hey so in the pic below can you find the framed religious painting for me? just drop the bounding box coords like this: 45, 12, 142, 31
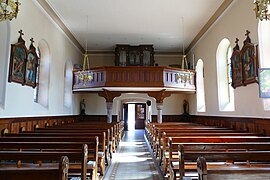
240, 30, 258, 86
25, 38, 38, 88
231, 38, 243, 88
258, 68, 270, 98
8, 30, 27, 85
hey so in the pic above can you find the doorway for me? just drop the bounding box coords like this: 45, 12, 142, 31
123, 103, 146, 131
128, 104, 135, 131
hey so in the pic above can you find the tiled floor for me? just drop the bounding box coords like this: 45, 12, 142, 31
104, 130, 163, 180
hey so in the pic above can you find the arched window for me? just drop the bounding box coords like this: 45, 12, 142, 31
36, 40, 50, 108
0, 21, 10, 109
216, 38, 235, 111
33, 47, 40, 102
196, 59, 206, 112
64, 60, 73, 110
258, 21, 270, 110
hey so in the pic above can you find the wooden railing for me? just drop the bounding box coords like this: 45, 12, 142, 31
73, 66, 195, 92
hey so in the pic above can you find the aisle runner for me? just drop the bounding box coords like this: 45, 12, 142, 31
104, 130, 162, 180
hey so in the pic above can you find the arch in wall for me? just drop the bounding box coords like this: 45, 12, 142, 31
114, 93, 156, 120
216, 38, 235, 111
114, 94, 155, 130
64, 59, 73, 111
37, 39, 50, 108
258, 20, 270, 110
0, 21, 10, 109
196, 59, 206, 112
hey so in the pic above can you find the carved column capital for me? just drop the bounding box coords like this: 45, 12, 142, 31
156, 103, 164, 110
148, 89, 171, 103
98, 89, 122, 102
156, 102, 163, 124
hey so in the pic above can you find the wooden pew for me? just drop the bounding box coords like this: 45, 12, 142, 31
159, 133, 267, 168
34, 127, 118, 152
5, 131, 111, 166
151, 128, 246, 148
155, 130, 256, 160
0, 141, 98, 180
168, 141, 270, 180
146, 121, 270, 180
0, 142, 90, 180
0, 156, 69, 180
44, 120, 124, 149
0, 136, 102, 177
197, 156, 270, 180
163, 136, 270, 177
145, 122, 203, 142
148, 125, 231, 150
56, 121, 124, 142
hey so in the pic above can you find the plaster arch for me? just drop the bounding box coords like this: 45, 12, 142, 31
113, 93, 156, 122
0, 21, 10, 109
37, 39, 51, 108
64, 59, 73, 111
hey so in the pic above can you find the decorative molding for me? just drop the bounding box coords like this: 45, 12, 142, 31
186, 0, 234, 54
86, 50, 184, 56
36, 0, 84, 54
86, 50, 114, 55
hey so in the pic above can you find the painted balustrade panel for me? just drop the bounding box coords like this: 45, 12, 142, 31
73, 69, 106, 89
163, 69, 195, 90
73, 66, 195, 91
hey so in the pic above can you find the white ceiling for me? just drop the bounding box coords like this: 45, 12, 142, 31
47, 0, 224, 52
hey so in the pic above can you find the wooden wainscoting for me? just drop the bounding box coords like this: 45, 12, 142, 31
191, 115, 270, 136
75, 115, 118, 123
150, 115, 270, 136
0, 115, 80, 136
151, 115, 191, 122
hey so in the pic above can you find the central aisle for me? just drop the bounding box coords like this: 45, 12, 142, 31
104, 130, 163, 180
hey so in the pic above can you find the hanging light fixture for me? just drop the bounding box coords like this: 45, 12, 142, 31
181, 17, 188, 70
0, 0, 20, 22
175, 17, 193, 86
78, 15, 93, 85
254, 0, 270, 21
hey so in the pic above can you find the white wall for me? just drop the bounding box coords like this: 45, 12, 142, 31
83, 94, 106, 115
83, 92, 187, 116
0, 0, 82, 117
88, 54, 115, 68
155, 54, 182, 66
88, 53, 182, 68
163, 94, 187, 115
188, 0, 270, 118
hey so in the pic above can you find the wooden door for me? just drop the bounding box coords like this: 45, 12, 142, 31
123, 104, 128, 131
135, 103, 146, 129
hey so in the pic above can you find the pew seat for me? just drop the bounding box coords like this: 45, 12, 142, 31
0, 142, 97, 180
197, 156, 270, 180
0, 156, 69, 180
